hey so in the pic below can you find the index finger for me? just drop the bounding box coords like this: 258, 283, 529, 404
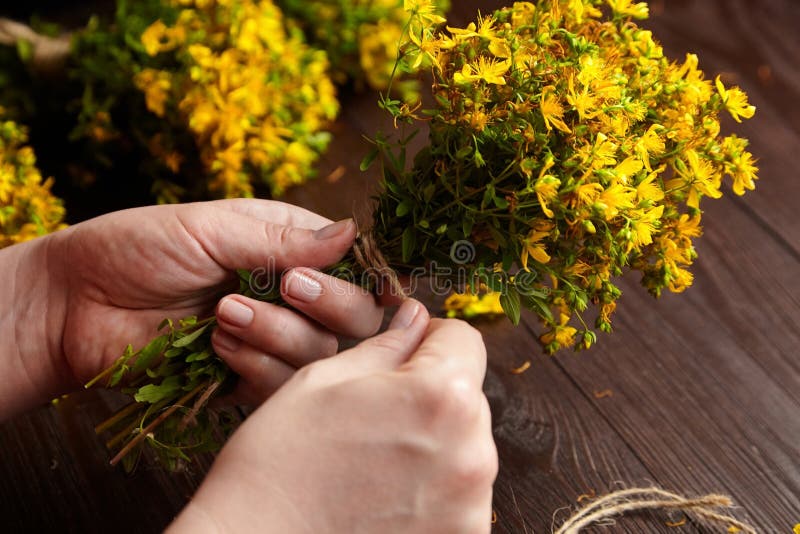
400, 318, 487, 388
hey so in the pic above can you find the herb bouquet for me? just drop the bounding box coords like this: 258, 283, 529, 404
90, 0, 758, 468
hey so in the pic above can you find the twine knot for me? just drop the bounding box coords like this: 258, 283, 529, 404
353, 231, 408, 300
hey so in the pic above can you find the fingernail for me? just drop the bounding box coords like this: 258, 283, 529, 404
213, 329, 241, 352
218, 298, 254, 327
284, 269, 323, 302
313, 218, 354, 240
389, 299, 421, 330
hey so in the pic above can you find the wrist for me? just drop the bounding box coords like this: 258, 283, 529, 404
167, 500, 224, 534
169, 459, 304, 534
0, 232, 71, 419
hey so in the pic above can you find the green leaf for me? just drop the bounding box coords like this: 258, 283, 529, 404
462, 217, 474, 238
108, 365, 128, 388
396, 200, 411, 217
422, 183, 436, 202
401, 227, 416, 263
360, 147, 378, 171
186, 349, 212, 363
500, 288, 521, 326
16, 39, 33, 63
164, 347, 184, 358
493, 195, 510, 209
173, 324, 210, 348
455, 145, 472, 159
134, 376, 182, 404
522, 294, 554, 322
179, 316, 198, 328
132, 335, 169, 373
474, 148, 486, 167
482, 185, 495, 209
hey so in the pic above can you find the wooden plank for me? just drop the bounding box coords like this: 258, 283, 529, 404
643, 0, 800, 254
482, 319, 667, 533
540, 193, 800, 530
0, 390, 209, 533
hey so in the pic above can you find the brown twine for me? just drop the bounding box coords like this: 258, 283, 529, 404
0, 18, 71, 74
553, 487, 757, 533
178, 380, 221, 432
353, 231, 408, 300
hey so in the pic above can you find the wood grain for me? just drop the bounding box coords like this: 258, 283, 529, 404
1, 1, 798, 533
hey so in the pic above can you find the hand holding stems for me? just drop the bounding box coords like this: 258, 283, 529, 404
0, 198, 498, 531
170, 307, 498, 534
0, 199, 388, 419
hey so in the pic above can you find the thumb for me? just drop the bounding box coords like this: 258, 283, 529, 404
314, 299, 430, 386
182, 206, 357, 271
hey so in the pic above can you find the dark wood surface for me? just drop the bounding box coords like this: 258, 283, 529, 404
1, 1, 798, 532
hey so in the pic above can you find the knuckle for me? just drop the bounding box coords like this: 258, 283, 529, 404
291, 360, 325, 388
319, 332, 339, 358
364, 331, 407, 354
449, 440, 498, 487
265, 222, 295, 250
266, 308, 290, 338
412, 372, 480, 425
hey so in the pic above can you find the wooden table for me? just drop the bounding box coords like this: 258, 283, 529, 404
1, 1, 798, 532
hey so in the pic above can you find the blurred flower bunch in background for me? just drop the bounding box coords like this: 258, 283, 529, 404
134, 0, 339, 198
74, 0, 339, 201
0, 111, 65, 247
278, 0, 449, 100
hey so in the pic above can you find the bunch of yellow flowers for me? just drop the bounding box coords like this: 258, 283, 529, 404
136, 0, 339, 198
374, 0, 758, 352
277, 0, 449, 97
0, 113, 66, 248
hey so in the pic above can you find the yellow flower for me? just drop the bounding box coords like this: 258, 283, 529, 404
134, 69, 171, 117
521, 222, 553, 269
533, 156, 560, 218
634, 125, 665, 171
635, 169, 665, 204
606, 0, 649, 19
715, 76, 756, 123
541, 313, 578, 349
404, 0, 446, 25
597, 182, 636, 220
730, 150, 758, 196
668, 149, 722, 209
141, 20, 168, 56
540, 86, 571, 133
629, 205, 665, 248
566, 74, 598, 120
453, 56, 510, 85
444, 291, 504, 318
614, 156, 643, 184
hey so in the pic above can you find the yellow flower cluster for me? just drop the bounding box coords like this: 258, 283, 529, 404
380, 0, 758, 351
136, 0, 339, 198
0, 114, 66, 248
278, 0, 448, 97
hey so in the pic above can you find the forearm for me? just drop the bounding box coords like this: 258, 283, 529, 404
0, 234, 70, 420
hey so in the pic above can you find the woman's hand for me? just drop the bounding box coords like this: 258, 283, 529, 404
0, 199, 388, 418
170, 303, 498, 534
